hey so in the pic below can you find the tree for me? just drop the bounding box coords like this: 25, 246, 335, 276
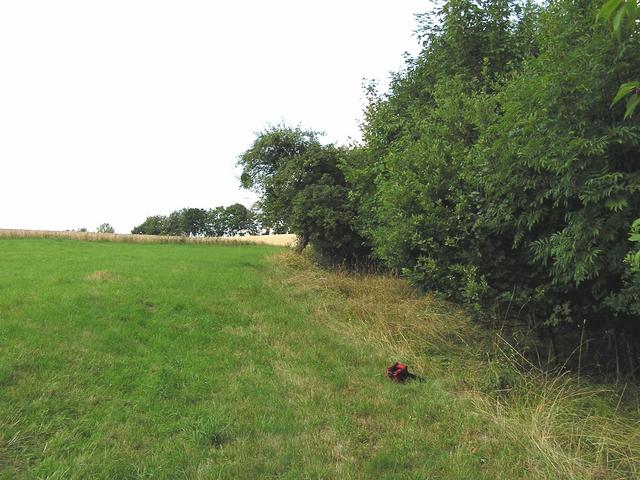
238, 126, 368, 260
223, 203, 256, 236
96, 223, 115, 234
250, 203, 266, 234
180, 208, 207, 237
132, 215, 167, 235
164, 210, 185, 236
204, 207, 227, 237
238, 126, 318, 233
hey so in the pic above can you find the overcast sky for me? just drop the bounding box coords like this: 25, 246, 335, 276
0, 1, 427, 233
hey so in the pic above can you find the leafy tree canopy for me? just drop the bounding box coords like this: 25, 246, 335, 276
238, 126, 369, 260
96, 223, 115, 234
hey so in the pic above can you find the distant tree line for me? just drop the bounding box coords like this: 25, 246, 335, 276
238, 0, 640, 373
131, 204, 259, 237
70, 224, 114, 233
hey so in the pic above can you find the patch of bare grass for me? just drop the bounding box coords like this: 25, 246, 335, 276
86, 270, 118, 282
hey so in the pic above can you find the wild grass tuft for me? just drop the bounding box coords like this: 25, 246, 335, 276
273, 250, 640, 479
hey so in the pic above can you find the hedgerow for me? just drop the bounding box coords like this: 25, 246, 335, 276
240, 0, 640, 370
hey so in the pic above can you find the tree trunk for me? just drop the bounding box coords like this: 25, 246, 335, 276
295, 233, 309, 253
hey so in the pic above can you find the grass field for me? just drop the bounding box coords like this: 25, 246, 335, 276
1, 239, 639, 479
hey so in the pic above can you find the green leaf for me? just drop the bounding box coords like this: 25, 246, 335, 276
605, 198, 629, 211
624, 93, 640, 119
598, 0, 624, 20
612, 6, 626, 37
611, 81, 640, 106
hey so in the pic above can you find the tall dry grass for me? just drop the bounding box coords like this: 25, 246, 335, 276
272, 250, 640, 479
0, 229, 296, 247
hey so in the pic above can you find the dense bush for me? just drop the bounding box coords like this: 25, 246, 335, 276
344, 0, 542, 304
349, 0, 638, 356
239, 0, 640, 368
476, 0, 640, 334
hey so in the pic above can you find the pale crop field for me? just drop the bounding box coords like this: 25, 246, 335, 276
0, 229, 296, 247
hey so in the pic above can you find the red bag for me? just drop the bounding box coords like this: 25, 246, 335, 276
386, 362, 411, 382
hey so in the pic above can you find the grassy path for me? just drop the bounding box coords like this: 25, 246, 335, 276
1, 240, 637, 479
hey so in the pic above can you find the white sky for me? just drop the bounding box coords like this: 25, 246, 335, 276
0, 1, 427, 233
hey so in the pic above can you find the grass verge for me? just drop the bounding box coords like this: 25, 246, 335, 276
273, 251, 640, 479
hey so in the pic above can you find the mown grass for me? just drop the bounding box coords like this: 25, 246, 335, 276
1, 239, 638, 479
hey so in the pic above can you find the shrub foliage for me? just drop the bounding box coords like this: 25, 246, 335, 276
239, 0, 640, 368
